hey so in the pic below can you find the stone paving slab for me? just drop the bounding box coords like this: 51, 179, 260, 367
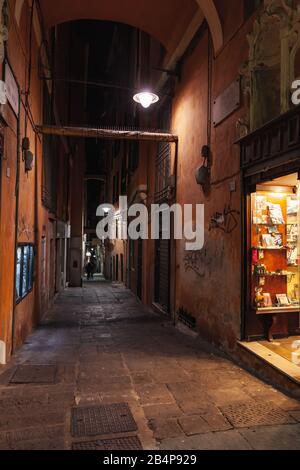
136, 384, 175, 405
159, 430, 253, 450
239, 424, 300, 450
0, 425, 64, 446
0, 410, 66, 432
178, 409, 232, 436
148, 418, 184, 440
0, 281, 299, 450
289, 410, 300, 422
143, 404, 183, 420
1, 438, 65, 450
206, 387, 255, 407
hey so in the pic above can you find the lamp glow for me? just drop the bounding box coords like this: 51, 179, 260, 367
133, 91, 159, 109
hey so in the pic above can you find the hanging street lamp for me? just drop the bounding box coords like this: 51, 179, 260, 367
133, 91, 159, 109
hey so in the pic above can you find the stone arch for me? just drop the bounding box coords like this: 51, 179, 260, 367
196, 0, 223, 54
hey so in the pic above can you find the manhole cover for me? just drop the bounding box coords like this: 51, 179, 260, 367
10, 365, 57, 384
72, 436, 142, 450
220, 402, 295, 428
71, 403, 138, 437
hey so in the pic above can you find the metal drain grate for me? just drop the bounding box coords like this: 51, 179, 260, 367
71, 403, 138, 438
220, 402, 295, 428
72, 436, 142, 450
10, 365, 57, 384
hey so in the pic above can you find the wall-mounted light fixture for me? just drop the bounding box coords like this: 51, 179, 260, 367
133, 91, 159, 109
152, 66, 180, 78
195, 145, 210, 188
22, 137, 34, 172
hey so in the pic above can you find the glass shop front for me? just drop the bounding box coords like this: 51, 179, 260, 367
245, 172, 300, 366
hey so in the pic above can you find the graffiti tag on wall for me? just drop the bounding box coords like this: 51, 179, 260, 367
184, 237, 226, 278
209, 204, 240, 234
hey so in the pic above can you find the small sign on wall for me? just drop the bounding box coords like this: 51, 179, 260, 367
213, 78, 241, 127
4, 61, 19, 117
0, 340, 6, 365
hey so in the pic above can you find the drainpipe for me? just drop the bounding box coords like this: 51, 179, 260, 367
11, 91, 21, 354
173, 140, 179, 327
11, 0, 35, 353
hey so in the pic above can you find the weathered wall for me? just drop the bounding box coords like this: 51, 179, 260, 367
170, 0, 258, 351
0, 1, 41, 354
0, 1, 71, 357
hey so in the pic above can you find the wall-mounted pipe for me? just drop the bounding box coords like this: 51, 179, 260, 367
11, 91, 21, 354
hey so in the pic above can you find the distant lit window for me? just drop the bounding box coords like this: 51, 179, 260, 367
16, 244, 35, 302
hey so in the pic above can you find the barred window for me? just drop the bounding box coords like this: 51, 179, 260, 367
155, 102, 172, 202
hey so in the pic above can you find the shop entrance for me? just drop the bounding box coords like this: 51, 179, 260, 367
244, 172, 300, 366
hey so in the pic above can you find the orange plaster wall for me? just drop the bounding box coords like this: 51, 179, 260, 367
0, 1, 71, 356
2, 3, 43, 352
171, 7, 258, 351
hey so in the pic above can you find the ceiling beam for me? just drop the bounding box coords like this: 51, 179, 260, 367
36, 125, 178, 143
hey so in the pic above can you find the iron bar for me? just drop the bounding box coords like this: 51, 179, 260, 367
36, 125, 178, 143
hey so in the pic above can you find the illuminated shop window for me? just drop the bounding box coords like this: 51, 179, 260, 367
251, 175, 300, 315
15, 244, 35, 302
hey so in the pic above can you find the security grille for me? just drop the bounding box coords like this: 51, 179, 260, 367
10, 365, 57, 384
155, 102, 172, 203
155, 141, 170, 203
72, 436, 142, 451
220, 402, 295, 428
155, 238, 170, 314
71, 403, 137, 437
154, 103, 172, 315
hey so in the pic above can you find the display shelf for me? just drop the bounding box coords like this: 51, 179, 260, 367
257, 306, 300, 315
250, 179, 299, 342
252, 246, 287, 250
253, 273, 293, 277
253, 223, 286, 226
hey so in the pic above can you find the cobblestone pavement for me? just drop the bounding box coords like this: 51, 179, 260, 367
0, 281, 300, 450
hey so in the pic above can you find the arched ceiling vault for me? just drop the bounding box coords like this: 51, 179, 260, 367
14, 0, 223, 56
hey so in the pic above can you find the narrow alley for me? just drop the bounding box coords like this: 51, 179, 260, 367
0, 281, 300, 451
2, 0, 300, 454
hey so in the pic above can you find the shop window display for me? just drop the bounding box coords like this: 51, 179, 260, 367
251, 174, 300, 343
